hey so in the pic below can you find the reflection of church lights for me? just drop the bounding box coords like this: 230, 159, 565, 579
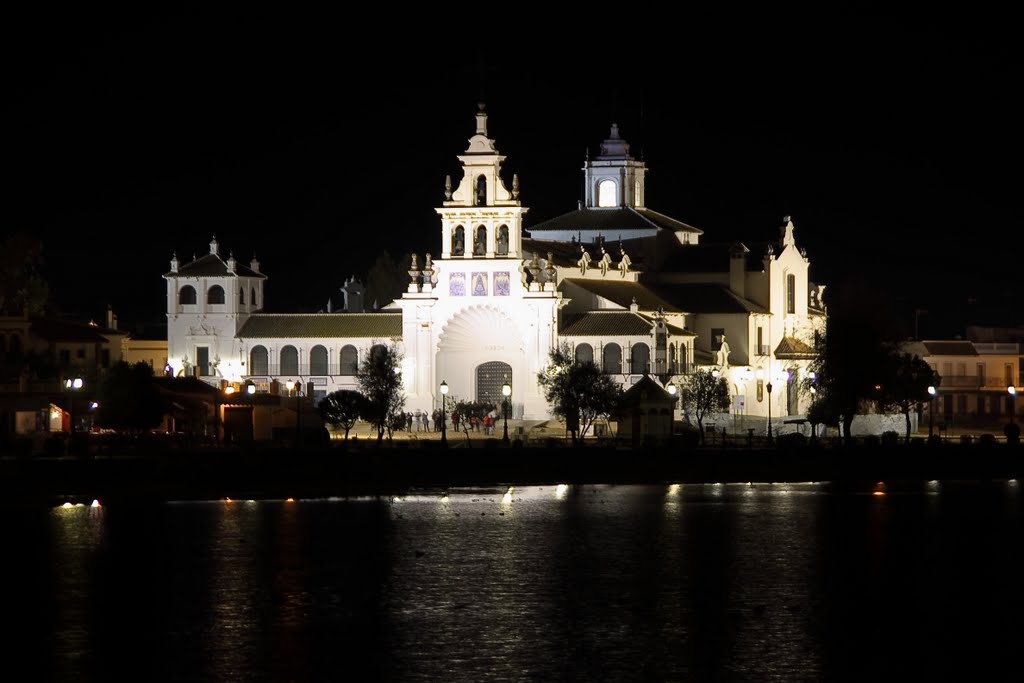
667, 483, 680, 496
502, 486, 514, 505
555, 484, 568, 500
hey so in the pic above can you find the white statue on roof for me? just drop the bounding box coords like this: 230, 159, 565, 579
716, 333, 731, 368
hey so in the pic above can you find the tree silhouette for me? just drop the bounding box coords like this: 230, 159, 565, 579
681, 369, 731, 444
318, 389, 365, 441
537, 343, 622, 446
355, 344, 405, 445
95, 361, 164, 434
879, 352, 938, 444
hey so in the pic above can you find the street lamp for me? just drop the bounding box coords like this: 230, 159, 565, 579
440, 380, 449, 447
65, 377, 84, 434
286, 380, 301, 448
927, 385, 937, 437
501, 382, 512, 445
766, 379, 774, 444
1010, 385, 1017, 424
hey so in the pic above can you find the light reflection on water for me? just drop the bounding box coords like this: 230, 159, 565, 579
3, 482, 1021, 681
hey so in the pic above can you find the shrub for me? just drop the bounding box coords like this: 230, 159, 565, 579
777, 432, 808, 449
43, 436, 66, 457
978, 433, 997, 448
881, 431, 900, 446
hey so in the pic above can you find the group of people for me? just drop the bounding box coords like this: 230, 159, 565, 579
403, 408, 502, 434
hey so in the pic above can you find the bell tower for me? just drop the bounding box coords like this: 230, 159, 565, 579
584, 123, 647, 209
437, 103, 526, 260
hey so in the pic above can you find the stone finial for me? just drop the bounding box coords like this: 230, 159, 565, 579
210, 235, 218, 255
577, 244, 591, 275
445, 175, 452, 201
170, 252, 179, 273
629, 296, 639, 313
226, 251, 236, 273
250, 253, 260, 273
618, 247, 632, 277
544, 252, 557, 284
598, 245, 612, 276
512, 174, 520, 200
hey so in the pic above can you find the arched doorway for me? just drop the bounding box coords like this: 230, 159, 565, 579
476, 361, 512, 406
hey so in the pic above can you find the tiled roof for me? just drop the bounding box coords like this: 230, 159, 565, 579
560, 312, 652, 336
617, 374, 676, 408
655, 242, 770, 273
559, 311, 694, 337
922, 341, 979, 356
526, 207, 703, 235
237, 314, 402, 339
774, 336, 817, 359
28, 317, 126, 343
560, 279, 682, 312
164, 253, 267, 279
645, 282, 767, 314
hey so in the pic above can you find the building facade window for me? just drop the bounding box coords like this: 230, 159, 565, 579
575, 343, 594, 364
310, 345, 328, 375
602, 343, 622, 374
452, 226, 465, 256
787, 274, 796, 314
597, 179, 617, 207
179, 286, 197, 305
496, 225, 509, 255
239, 288, 245, 305
475, 175, 487, 206
250, 346, 269, 375
251, 288, 258, 308
631, 343, 650, 374
280, 346, 299, 375
340, 345, 358, 375
208, 285, 225, 305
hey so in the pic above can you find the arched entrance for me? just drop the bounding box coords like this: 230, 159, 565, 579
476, 361, 512, 405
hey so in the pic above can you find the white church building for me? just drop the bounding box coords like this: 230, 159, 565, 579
165, 104, 826, 427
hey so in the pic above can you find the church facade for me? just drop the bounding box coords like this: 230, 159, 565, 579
165, 105, 826, 427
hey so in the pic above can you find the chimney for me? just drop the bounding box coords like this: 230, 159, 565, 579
729, 243, 749, 299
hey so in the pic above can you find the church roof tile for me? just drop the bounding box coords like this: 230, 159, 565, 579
237, 313, 402, 339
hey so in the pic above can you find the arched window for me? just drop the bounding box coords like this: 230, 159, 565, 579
473, 226, 486, 256
787, 274, 796, 314
680, 344, 689, 374
575, 343, 594, 364
280, 345, 299, 375
207, 285, 225, 305
669, 342, 677, 373
598, 179, 617, 207
631, 343, 650, 374
495, 224, 509, 255
251, 287, 258, 308
340, 345, 359, 375
602, 343, 622, 374
634, 179, 642, 207
310, 345, 328, 375
452, 225, 465, 256
475, 175, 487, 206
179, 285, 197, 305
239, 287, 245, 305
249, 345, 269, 375
370, 344, 387, 363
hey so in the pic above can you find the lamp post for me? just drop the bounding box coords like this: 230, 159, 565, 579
766, 380, 774, 444
927, 385, 937, 437
1009, 385, 1017, 424
440, 380, 449, 447
286, 380, 301, 448
65, 377, 83, 434
501, 382, 511, 445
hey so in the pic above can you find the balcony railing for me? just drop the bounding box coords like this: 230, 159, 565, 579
940, 376, 982, 388
248, 363, 357, 378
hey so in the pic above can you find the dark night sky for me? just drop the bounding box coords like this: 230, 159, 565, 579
6, 9, 1022, 338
